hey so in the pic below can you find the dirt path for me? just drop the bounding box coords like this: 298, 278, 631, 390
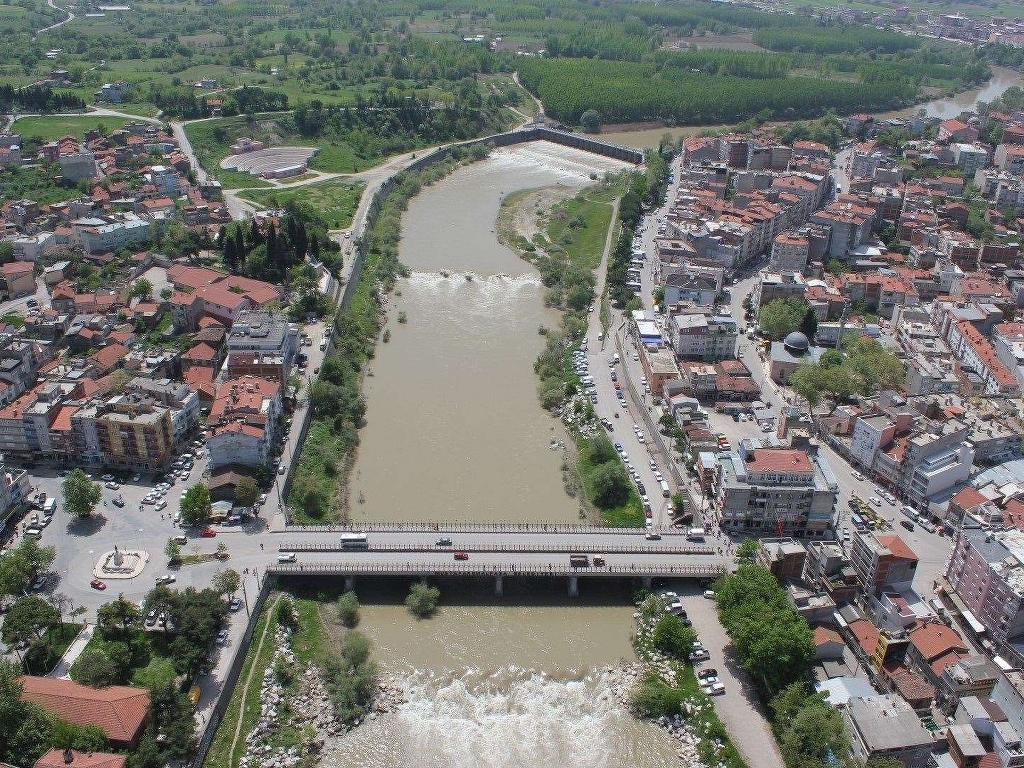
227, 593, 281, 768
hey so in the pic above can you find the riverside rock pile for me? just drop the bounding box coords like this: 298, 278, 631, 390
239, 625, 344, 768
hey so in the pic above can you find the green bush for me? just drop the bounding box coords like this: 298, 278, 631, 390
405, 581, 440, 619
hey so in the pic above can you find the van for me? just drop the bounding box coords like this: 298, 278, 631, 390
687, 528, 705, 541
42, 498, 56, 516
659, 480, 670, 497
277, 552, 297, 563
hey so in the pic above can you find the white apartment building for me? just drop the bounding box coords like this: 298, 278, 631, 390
667, 313, 738, 361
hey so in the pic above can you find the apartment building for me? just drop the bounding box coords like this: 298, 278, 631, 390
715, 447, 838, 538
843, 695, 934, 768
124, 378, 199, 446
78, 216, 152, 255
207, 376, 282, 469
769, 232, 810, 272
945, 526, 1024, 650
225, 311, 299, 383
666, 313, 738, 362
850, 531, 919, 596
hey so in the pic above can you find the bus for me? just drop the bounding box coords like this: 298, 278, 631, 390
340, 532, 369, 550
851, 514, 866, 532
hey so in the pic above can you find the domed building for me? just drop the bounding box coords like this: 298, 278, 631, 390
770, 329, 823, 384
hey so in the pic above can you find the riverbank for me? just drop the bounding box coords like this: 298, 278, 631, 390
497, 177, 645, 527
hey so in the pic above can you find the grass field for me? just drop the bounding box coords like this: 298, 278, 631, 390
238, 179, 365, 229
542, 183, 618, 270
11, 115, 129, 140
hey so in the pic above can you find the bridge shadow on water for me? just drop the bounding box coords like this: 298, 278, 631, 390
278, 573, 715, 607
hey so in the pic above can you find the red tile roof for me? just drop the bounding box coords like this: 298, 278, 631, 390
813, 626, 843, 646
909, 621, 967, 663
876, 534, 918, 563
35, 750, 126, 768
848, 619, 880, 656
18, 677, 149, 745
744, 449, 813, 473
89, 343, 128, 372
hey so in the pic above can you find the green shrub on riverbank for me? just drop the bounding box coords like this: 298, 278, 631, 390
406, 581, 441, 618
287, 145, 490, 523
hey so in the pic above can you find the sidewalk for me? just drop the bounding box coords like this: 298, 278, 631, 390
48, 622, 93, 679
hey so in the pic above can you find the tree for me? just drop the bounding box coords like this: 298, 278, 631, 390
62, 469, 102, 518
164, 538, 182, 564
129, 278, 153, 301
798, 307, 817, 341
149, 680, 196, 759
780, 700, 848, 767
234, 476, 258, 507
0, 539, 55, 595
1, 596, 58, 645
735, 538, 758, 563
71, 648, 119, 687
96, 594, 143, 636
651, 614, 698, 660
588, 461, 632, 509
759, 298, 807, 340
580, 109, 601, 133
337, 590, 360, 628
179, 483, 211, 527
405, 581, 440, 618
212, 568, 240, 597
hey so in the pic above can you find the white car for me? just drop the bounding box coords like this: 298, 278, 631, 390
654, 471, 664, 482
870, 496, 882, 507
842, 527, 851, 541
703, 682, 725, 695
852, 470, 864, 481
649, 460, 657, 471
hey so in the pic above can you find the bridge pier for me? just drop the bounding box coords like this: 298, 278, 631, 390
568, 575, 579, 598
642, 576, 652, 590
495, 575, 503, 597
344, 576, 355, 592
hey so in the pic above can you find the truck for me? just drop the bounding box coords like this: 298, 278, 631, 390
659, 480, 670, 497
569, 554, 590, 567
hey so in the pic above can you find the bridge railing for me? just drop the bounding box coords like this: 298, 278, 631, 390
267, 562, 726, 577
290, 522, 662, 534
276, 541, 717, 556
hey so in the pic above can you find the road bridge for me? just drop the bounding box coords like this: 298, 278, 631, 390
267, 533, 727, 595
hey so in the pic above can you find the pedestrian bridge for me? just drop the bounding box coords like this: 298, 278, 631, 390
266, 526, 728, 595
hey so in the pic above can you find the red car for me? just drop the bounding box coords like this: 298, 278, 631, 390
90, 578, 107, 590
200, 527, 217, 538
454, 551, 469, 561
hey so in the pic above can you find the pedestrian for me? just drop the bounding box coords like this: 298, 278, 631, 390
260, 542, 264, 550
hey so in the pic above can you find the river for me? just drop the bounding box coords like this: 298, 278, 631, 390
348, 141, 626, 526
599, 65, 1024, 149
326, 142, 683, 767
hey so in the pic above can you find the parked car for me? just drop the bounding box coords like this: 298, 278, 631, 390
703, 590, 715, 599
229, 598, 242, 612
90, 578, 107, 590
215, 628, 229, 645
697, 668, 718, 680
145, 610, 157, 626
112, 496, 125, 508
155, 574, 176, 585
104, 481, 119, 490
200, 527, 217, 538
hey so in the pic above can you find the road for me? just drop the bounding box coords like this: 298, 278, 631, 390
35, 0, 73, 36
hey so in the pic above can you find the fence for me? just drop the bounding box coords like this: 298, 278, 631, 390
268, 561, 724, 578
291, 521, 659, 534
276, 541, 716, 555
191, 575, 272, 768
